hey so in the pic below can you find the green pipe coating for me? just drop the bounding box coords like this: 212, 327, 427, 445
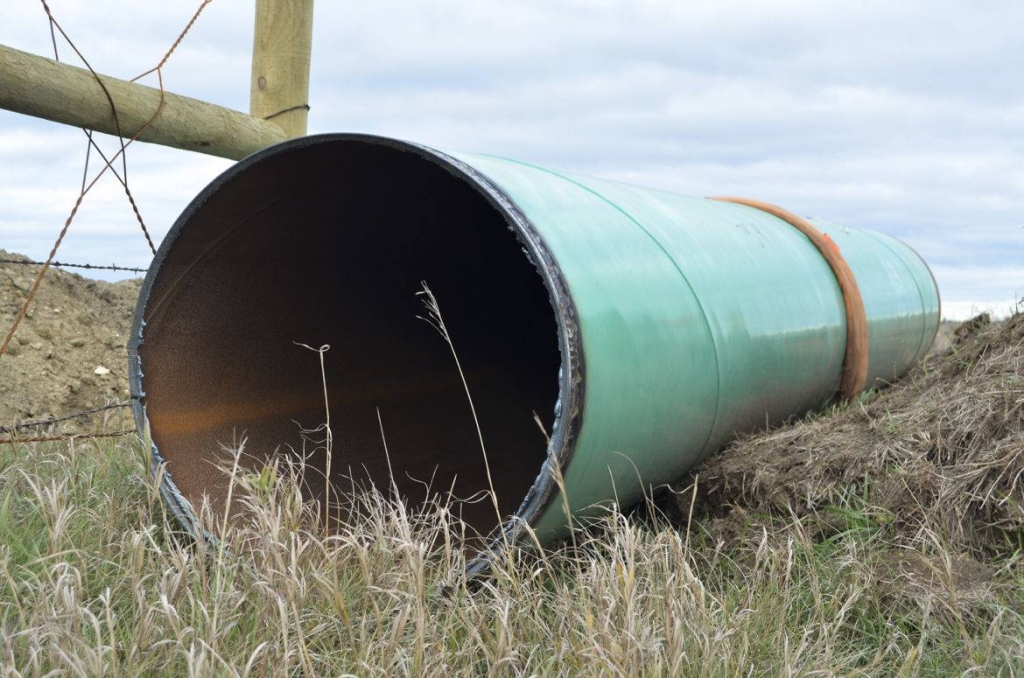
128, 135, 941, 570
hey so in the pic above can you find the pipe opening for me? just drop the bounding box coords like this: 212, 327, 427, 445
133, 137, 564, 540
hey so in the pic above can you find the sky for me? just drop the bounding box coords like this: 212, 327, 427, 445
1, 0, 1022, 320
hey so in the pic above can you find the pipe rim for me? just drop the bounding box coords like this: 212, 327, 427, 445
127, 133, 585, 576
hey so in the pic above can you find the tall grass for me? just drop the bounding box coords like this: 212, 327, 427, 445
1, 436, 1022, 676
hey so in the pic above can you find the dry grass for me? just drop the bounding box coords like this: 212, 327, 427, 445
1, 432, 1022, 676
673, 311, 1024, 559
1, 313, 1022, 675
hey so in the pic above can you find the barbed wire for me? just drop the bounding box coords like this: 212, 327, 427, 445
0, 258, 148, 274
0, 402, 137, 447
0, 430, 137, 446
0, 2, 216, 445
0, 1, 214, 365
0, 402, 134, 435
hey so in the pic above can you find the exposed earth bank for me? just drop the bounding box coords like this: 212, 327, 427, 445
0, 250, 141, 431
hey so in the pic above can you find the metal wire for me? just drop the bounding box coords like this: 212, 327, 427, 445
131, 0, 214, 82
0, 258, 148, 274
0, 3, 217, 449
40, 0, 158, 256
0, 430, 137, 446
264, 103, 311, 121
0, 1, 215, 361
0, 402, 134, 435
0, 402, 137, 446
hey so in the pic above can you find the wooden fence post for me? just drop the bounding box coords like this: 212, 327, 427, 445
250, 0, 315, 139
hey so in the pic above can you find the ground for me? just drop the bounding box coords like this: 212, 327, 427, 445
0, 251, 140, 429
0, 251, 1022, 674
669, 311, 1023, 559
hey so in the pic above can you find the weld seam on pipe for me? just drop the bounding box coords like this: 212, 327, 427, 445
711, 196, 871, 399
495, 156, 726, 456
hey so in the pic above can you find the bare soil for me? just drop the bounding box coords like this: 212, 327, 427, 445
0, 250, 141, 431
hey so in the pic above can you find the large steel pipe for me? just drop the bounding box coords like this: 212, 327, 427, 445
129, 134, 940, 569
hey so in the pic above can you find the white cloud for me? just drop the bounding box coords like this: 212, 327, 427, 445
0, 0, 1020, 314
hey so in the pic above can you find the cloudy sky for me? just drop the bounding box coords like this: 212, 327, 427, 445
1, 0, 1021, 319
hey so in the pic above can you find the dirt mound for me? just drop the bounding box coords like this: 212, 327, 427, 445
672, 311, 1024, 555
0, 251, 141, 431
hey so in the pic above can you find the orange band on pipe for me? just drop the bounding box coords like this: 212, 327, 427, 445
711, 196, 870, 399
